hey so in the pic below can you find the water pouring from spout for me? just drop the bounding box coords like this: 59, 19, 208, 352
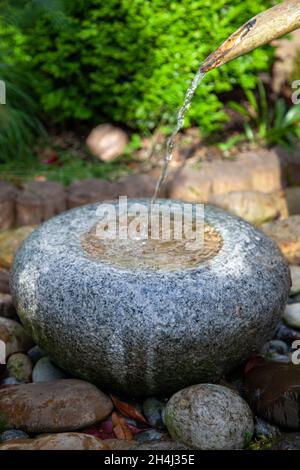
151, 68, 206, 202
152, 0, 300, 202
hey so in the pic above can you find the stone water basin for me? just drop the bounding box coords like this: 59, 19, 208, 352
11, 199, 290, 395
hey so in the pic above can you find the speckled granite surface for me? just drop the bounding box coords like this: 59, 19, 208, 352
164, 384, 254, 449
11, 200, 290, 395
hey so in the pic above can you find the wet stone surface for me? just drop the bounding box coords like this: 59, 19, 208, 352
0, 379, 113, 433
245, 361, 300, 430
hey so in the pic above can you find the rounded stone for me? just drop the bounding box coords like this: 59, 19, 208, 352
245, 361, 300, 430
260, 340, 289, 356
0, 379, 113, 433
268, 353, 291, 363
275, 320, 300, 343
11, 200, 290, 395
32, 357, 68, 383
164, 384, 254, 450
134, 429, 167, 443
6, 353, 32, 383
0, 294, 16, 319
142, 397, 166, 428
0, 433, 108, 450
134, 440, 192, 450
0, 429, 29, 442
254, 417, 281, 439
1, 377, 22, 386
290, 266, 300, 296
27, 345, 45, 365
0, 317, 33, 359
283, 303, 300, 329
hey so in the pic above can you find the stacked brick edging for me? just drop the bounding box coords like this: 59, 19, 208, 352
0, 174, 160, 230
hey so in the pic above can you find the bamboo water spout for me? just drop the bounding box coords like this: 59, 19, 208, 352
201, 0, 300, 73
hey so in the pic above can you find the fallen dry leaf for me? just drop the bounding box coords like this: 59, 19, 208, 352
82, 418, 115, 440
244, 355, 265, 375
112, 412, 134, 440
110, 395, 148, 425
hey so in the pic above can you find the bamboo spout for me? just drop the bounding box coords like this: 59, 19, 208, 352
201, 0, 300, 73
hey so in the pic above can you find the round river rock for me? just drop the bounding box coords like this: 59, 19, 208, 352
11, 200, 290, 395
0, 379, 113, 433
164, 384, 254, 450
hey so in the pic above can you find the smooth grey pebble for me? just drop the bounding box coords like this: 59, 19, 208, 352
269, 354, 291, 363
261, 340, 289, 355
142, 397, 166, 428
135, 429, 167, 443
32, 357, 68, 383
0, 430, 29, 442
254, 417, 281, 439
1, 377, 23, 385
27, 346, 46, 365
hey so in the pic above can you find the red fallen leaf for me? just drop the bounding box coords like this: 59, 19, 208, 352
112, 411, 133, 440
244, 355, 265, 375
110, 395, 148, 425
82, 418, 115, 440
45, 153, 59, 165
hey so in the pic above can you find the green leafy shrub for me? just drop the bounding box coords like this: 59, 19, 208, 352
228, 80, 300, 148
0, 0, 276, 135
0, 63, 47, 163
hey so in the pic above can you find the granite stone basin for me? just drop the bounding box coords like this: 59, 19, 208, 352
11, 199, 290, 395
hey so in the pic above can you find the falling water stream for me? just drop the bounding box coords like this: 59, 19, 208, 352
80, 68, 219, 271
151, 68, 206, 202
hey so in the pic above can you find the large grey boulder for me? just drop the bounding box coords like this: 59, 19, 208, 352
11, 200, 290, 395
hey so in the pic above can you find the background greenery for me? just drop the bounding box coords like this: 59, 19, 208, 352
0, 63, 46, 162
0, 0, 276, 137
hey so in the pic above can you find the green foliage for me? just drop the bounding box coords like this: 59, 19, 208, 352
228, 80, 300, 149
217, 134, 245, 155
123, 133, 142, 156
248, 435, 274, 451
0, 0, 73, 31
0, 0, 276, 135
0, 151, 132, 186
0, 63, 47, 163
